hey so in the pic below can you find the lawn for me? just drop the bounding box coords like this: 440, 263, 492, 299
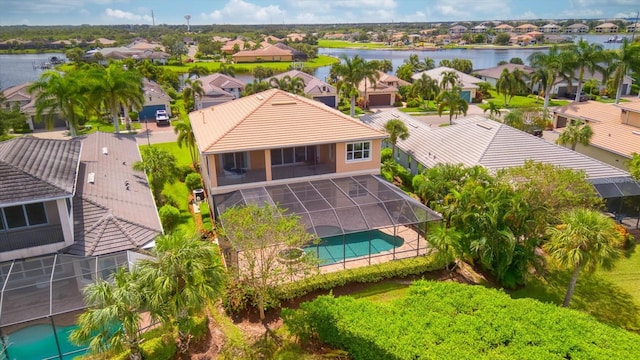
481, 90, 571, 109
318, 39, 391, 49
161, 55, 339, 75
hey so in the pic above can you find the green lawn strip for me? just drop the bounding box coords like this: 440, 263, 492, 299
199, 202, 213, 232
482, 90, 570, 109
317, 40, 390, 49
142, 141, 191, 167
161, 55, 338, 75
598, 245, 640, 305
348, 281, 411, 303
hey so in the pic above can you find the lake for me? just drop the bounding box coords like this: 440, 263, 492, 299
0, 34, 625, 90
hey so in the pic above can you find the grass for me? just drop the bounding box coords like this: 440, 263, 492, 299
144, 141, 192, 167
161, 55, 339, 75
480, 90, 570, 109
598, 244, 640, 304
349, 281, 411, 303
318, 39, 391, 49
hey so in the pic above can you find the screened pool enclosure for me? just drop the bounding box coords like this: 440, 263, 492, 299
214, 175, 442, 270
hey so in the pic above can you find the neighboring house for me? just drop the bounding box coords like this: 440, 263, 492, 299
548, 69, 633, 98
566, 23, 589, 33
471, 25, 488, 34
127, 40, 164, 51
412, 66, 481, 102
473, 63, 535, 87
286, 33, 305, 42
90, 46, 170, 64
139, 79, 172, 121
515, 24, 539, 33
494, 24, 514, 33
232, 44, 295, 63
510, 34, 537, 46
189, 88, 388, 195
264, 35, 282, 43
627, 23, 640, 33
553, 100, 640, 168
595, 23, 619, 33
542, 24, 562, 33
2, 82, 67, 130
449, 25, 468, 36
0, 133, 162, 262
357, 71, 409, 107
197, 73, 246, 109
269, 70, 338, 108
361, 111, 640, 215
221, 39, 256, 54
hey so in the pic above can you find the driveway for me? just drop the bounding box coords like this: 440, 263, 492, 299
27, 121, 178, 145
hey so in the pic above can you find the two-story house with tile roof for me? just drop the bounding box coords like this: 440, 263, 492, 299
197, 73, 246, 109
269, 70, 338, 108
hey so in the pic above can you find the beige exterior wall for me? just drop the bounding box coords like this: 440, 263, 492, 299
621, 111, 640, 128
335, 139, 382, 173
233, 55, 293, 63
574, 144, 630, 170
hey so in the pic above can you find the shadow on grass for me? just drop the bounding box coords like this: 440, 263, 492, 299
510, 270, 640, 331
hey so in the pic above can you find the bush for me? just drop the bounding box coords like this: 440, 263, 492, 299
284, 281, 640, 360
405, 98, 422, 108
185, 173, 203, 192
178, 164, 195, 182
381, 148, 393, 163
159, 204, 181, 232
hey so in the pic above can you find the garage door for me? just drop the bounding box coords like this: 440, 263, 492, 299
32, 115, 68, 130
460, 91, 471, 102
139, 105, 167, 121
369, 94, 391, 106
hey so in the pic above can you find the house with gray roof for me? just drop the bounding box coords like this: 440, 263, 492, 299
197, 73, 246, 109
0, 133, 162, 262
269, 70, 338, 108
412, 67, 482, 102
473, 63, 536, 87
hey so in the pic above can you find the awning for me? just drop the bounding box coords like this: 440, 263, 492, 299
590, 177, 640, 199
214, 175, 442, 238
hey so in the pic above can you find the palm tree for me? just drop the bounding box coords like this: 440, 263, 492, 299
528, 45, 574, 115
606, 39, 640, 104
556, 122, 593, 150
332, 55, 366, 117
437, 88, 469, 125
133, 146, 180, 205
410, 73, 439, 110
217, 62, 236, 77
361, 62, 381, 110
242, 79, 270, 96
174, 118, 199, 169
69, 268, 146, 360
496, 68, 528, 106
89, 63, 144, 133
483, 102, 502, 120
269, 75, 306, 95
569, 39, 605, 102
137, 232, 225, 353
439, 70, 460, 91
28, 71, 86, 137
383, 118, 409, 159
188, 65, 210, 78
183, 78, 204, 111
545, 208, 623, 307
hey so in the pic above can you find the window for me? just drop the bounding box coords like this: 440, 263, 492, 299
222, 152, 247, 172
1, 202, 48, 230
271, 146, 317, 166
346, 141, 371, 162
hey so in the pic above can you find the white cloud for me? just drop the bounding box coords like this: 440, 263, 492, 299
201, 0, 285, 24
104, 8, 152, 23
515, 11, 537, 20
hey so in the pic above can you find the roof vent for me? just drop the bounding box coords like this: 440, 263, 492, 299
256, 95, 264, 100
88, 172, 95, 184
102, 147, 108, 155
476, 123, 492, 130
633, 131, 640, 136
272, 101, 297, 106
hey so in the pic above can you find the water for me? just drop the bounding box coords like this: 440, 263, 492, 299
0, 34, 624, 90
0, 53, 66, 90
5, 323, 86, 360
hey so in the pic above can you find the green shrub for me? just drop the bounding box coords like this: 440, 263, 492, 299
159, 204, 181, 232
405, 98, 421, 108
162, 192, 181, 209
140, 333, 176, 360
381, 148, 393, 163
185, 173, 203, 192
178, 164, 195, 182
285, 281, 640, 360
182, 315, 208, 340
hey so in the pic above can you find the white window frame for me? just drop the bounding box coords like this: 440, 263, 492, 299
0, 202, 49, 231
345, 141, 371, 163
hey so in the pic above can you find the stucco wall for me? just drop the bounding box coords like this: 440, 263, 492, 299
622, 111, 640, 128
574, 144, 630, 170
335, 139, 382, 173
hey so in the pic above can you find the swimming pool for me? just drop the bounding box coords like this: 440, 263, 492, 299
5, 323, 86, 360
305, 229, 404, 265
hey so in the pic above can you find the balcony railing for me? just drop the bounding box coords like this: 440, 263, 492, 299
0, 226, 65, 252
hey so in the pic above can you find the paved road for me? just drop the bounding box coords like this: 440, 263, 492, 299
29, 121, 179, 145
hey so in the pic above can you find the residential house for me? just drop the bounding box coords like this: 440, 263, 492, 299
473, 63, 535, 87
548, 69, 633, 98
553, 100, 640, 168
127, 40, 164, 51
515, 24, 539, 33
286, 33, 306, 42
595, 23, 619, 33
231, 43, 306, 63
509, 34, 537, 46
189, 88, 388, 195
264, 35, 282, 43
449, 25, 468, 36
412, 67, 481, 102
196, 73, 246, 109
221, 39, 256, 54
542, 24, 562, 33
360, 111, 640, 215
566, 23, 589, 33
471, 25, 489, 34
139, 79, 172, 121
627, 23, 640, 33
357, 71, 409, 107
494, 24, 514, 33
323, 33, 348, 40
2, 82, 66, 130
269, 70, 338, 108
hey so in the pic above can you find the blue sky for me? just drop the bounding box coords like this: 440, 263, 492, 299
1, 0, 639, 26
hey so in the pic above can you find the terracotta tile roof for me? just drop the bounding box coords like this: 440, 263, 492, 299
232, 45, 294, 58
617, 101, 640, 113
190, 89, 386, 154
495, 24, 514, 29
0, 137, 80, 205
553, 101, 640, 157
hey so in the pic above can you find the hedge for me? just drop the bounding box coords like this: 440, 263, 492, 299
277, 255, 442, 301
283, 281, 640, 360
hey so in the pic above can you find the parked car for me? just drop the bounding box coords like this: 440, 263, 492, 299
155, 109, 170, 126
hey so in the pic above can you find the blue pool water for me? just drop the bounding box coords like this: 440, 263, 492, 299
5, 323, 86, 360
305, 230, 404, 265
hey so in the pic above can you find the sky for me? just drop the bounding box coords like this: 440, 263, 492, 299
1, 0, 639, 26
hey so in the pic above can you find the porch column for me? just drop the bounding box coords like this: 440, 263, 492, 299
56, 198, 74, 245
264, 149, 272, 181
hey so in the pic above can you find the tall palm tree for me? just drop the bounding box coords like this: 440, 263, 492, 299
556, 122, 593, 150
137, 232, 225, 353
569, 39, 605, 102
217, 62, 236, 77
269, 75, 306, 95
133, 146, 180, 205
383, 118, 409, 159
69, 268, 146, 360
410, 73, 440, 110
242, 79, 270, 96
183, 78, 204, 111
361, 64, 381, 110
606, 39, 640, 104
332, 55, 366, 117
496, 68, 528, 106
89, 63, 144, 133
188, 65, 210, 78
545, 208, 623, 307
174, 118, 199, 169
28, 70, 87, 137
439, 70, 460, 91
437, 88, 469, 125
528, 45, 574, 115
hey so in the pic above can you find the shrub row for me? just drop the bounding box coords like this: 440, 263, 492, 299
284, 281, 640, 360
277, 255, 442, 301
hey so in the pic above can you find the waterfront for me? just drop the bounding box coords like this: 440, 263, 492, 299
0, 34, 625, 90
